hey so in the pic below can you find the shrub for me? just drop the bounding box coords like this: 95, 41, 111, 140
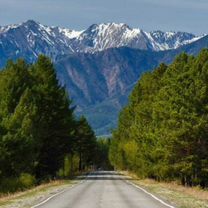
0, 178, 21, 193
19, 173, 36, 189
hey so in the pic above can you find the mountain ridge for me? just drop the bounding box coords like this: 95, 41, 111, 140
0, 20, 204, 68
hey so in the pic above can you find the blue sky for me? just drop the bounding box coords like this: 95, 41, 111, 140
0, 0, 207, 34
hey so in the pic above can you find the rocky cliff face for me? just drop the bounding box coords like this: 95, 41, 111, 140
55, 48, 161, 108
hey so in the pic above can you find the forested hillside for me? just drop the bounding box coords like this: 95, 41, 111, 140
0, 56, 99, 193
109, 49, 208, 188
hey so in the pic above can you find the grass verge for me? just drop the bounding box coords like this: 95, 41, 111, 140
123, 171, 208, 208
0, 180, 74, 208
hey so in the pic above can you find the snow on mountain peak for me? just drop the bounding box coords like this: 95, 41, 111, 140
72, 22, 202, 52
149, 30, 202, 50
123, 28, 142, 39
0, 23, 20, 33
58, 28, 83, 39
73, 23, 146, 52
0, 20, 205, 61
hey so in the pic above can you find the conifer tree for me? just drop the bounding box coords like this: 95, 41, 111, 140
31, 55, 75, 178
110, 50, 208, 187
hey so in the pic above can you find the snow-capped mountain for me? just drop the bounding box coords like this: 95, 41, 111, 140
149, 31, 202, 50
0, 20, 204, 67
71, 23, 203, 52
0, 20, 82, 64
70, 23, 152, 52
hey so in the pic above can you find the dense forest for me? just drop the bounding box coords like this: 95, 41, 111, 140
2, 50, 208, 193
109, 49, 208, 188
0, 56, 103, 192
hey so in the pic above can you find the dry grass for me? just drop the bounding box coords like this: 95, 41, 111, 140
0, 171, 89, 208
123, 171, 208, 208
0, 171, 89, 207
141, 178, 208, 200
0, 180, 72, 207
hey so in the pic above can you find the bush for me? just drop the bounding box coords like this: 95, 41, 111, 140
19, 173, 36, 189
57, 168, 64, 178
0, 178, 21, 193
0, 173, 36, 193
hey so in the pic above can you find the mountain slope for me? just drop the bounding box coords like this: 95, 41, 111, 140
56, 35, 208, 135
55, 47, 162, 109
55, 47, 164, 135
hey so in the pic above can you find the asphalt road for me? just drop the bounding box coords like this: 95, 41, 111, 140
33, 171, 175, 208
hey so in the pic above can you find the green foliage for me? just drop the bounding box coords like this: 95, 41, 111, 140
95, 138, 112, 170
19, 173, 36, 189
110, 50, 208, 187
73, 116, 97, 171
0, 173, 35, 193
57, 154, 80, 178
0, 56, 98, 193
63, 156, 71, 177
0, 178, 22, 193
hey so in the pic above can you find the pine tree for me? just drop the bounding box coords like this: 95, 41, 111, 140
0, 60, 33, 177
31, 55, 75, 178
74, 116, 97, 171
109, 50, 208, 187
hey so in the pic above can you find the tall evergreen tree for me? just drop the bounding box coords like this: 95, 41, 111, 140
74, 116, 97, 171
0, 60, 33, 177
0, 55, 101, 192
110, 50, 208, 187
31, 55, 75, 178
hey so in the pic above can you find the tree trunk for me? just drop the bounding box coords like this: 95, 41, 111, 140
79, 152, 82, 171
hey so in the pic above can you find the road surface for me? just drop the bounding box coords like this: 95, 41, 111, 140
33, 171, 175, 208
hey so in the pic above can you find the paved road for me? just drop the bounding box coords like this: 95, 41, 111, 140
33, 171, 174, 208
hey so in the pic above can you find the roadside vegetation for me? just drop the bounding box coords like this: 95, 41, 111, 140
0, 56, 105, 194
95, 138, 112, 170
124, 171, 208, 208
109, 49, 208, 188
0, 180, 72, 207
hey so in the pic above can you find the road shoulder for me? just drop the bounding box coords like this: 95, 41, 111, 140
123, 171, 208, 208
0, 180, 76, 208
